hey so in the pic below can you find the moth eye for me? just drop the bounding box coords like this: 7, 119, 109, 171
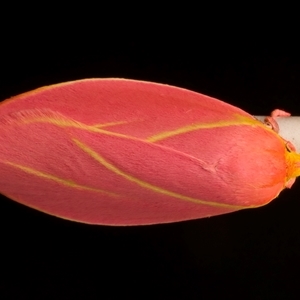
264, 121, 273, 130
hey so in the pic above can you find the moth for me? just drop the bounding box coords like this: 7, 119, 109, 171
0, 79, 299, 225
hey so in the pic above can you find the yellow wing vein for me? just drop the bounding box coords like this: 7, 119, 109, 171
147, 115, 269, 142
72, 138, 252, 209
8, 110, 274, 144
3, 161, 119, 197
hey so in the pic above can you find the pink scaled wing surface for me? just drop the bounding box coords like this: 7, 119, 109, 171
0, 79, 295, 225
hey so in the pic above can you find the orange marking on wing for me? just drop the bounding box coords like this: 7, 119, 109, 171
2, 160, 119, 197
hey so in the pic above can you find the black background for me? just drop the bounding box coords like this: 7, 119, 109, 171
1, 7, 300, 300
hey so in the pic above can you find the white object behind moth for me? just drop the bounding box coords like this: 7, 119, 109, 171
255, 114, 300, 152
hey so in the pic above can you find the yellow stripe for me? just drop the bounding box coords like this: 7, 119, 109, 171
147, 115, 266, 142
11, 110, 278, 145
4, 161, 118, 197
93, 120, 130, 128
72, 138, 251, 209
11, 112, 135, 139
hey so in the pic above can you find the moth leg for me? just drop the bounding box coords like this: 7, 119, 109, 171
265, 111, 298, 159
264, 109, 291, 133
285, 177, 296, 189
286, 140, 296, 152
270, 109, 291, 118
